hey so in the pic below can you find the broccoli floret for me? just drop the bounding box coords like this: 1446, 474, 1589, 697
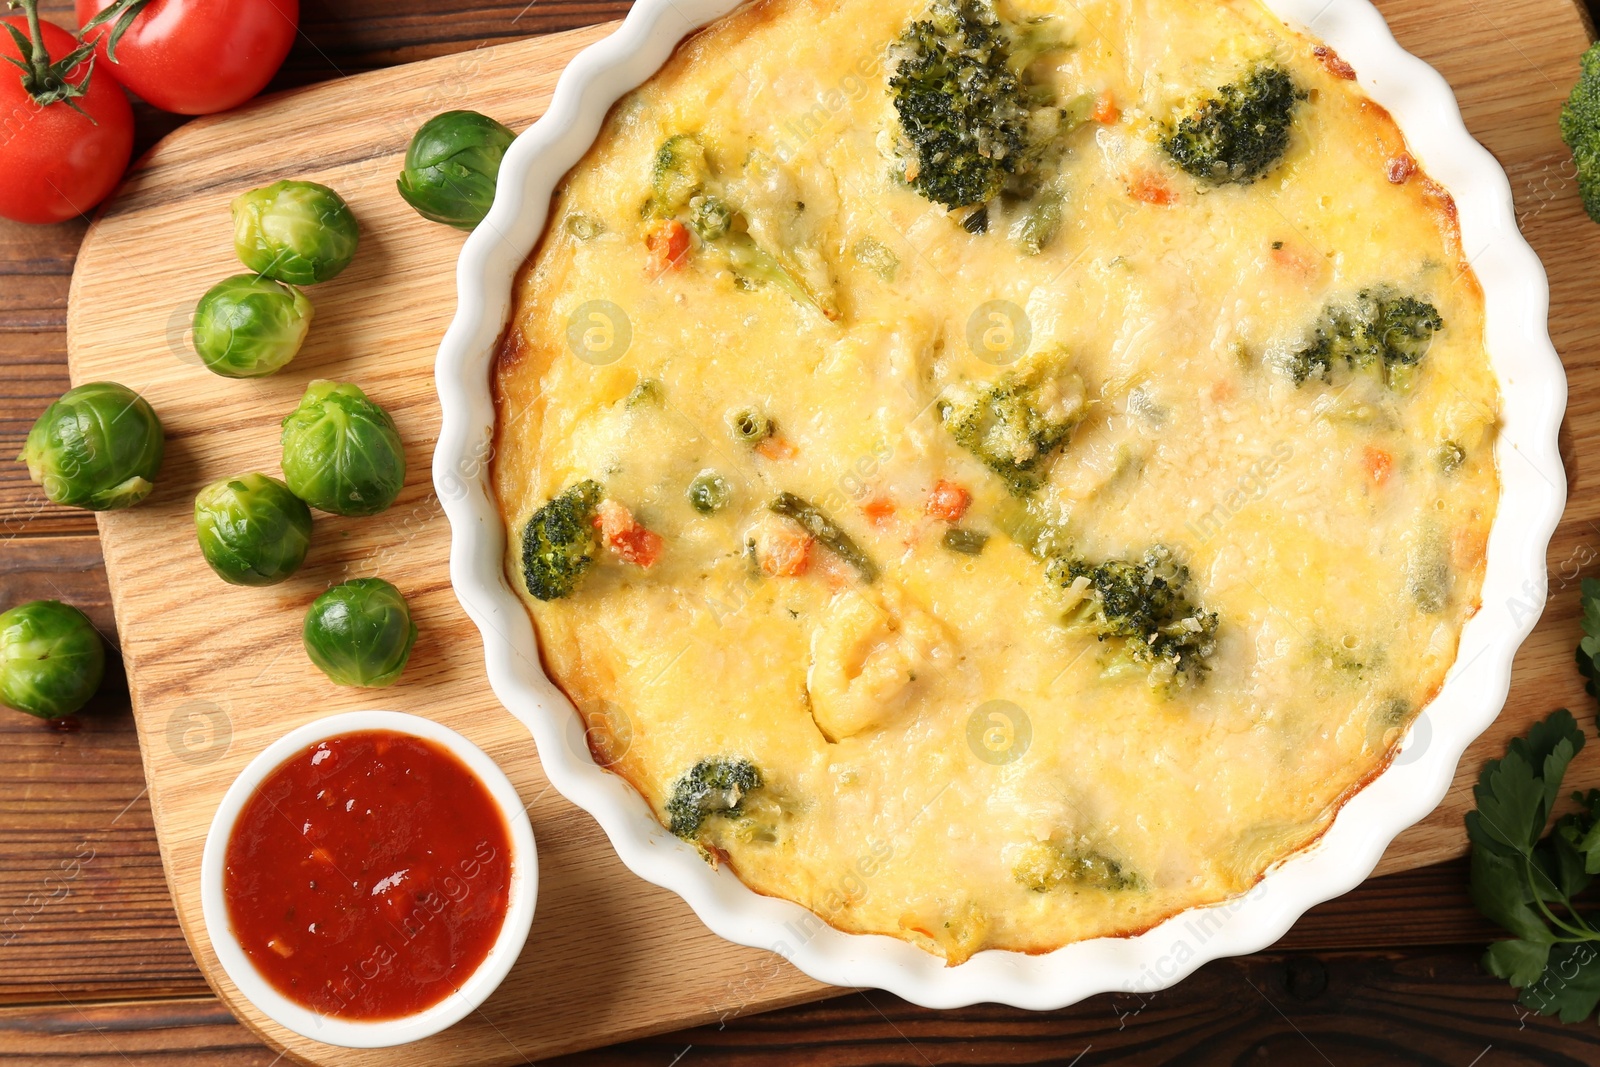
1010, 189, 1064, 255
938, 349, 1085, 494
651, 133, 710, 216
1013, 840, 1144, 892
645, 134, 841, 320
1561, 42, 1600, 223
521, 480, 602, 601
665, 757, 764, 839
1055, 545, 1218, 686
688, 194, 840, 320
1163, 64, 1305, 185
888, 0, 1069, 210
1286, 288, 1443, 388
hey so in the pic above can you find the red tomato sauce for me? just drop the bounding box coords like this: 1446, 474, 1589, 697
223, 730, 512, 1020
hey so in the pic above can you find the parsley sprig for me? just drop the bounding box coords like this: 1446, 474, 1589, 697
1470, 578, 1600, 1021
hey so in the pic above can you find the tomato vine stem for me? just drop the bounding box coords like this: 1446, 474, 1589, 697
78, 0, 155, 63
2, 0, 98, 115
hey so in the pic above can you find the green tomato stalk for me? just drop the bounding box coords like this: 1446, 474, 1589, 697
2, 0, 98, 114
303, 578, 417, 688
77, 0, 155, 63
0, 600, 105, 719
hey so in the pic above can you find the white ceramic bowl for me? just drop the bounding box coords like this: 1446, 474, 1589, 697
432, 0, 1567, 1009
199, 710, 538, 1047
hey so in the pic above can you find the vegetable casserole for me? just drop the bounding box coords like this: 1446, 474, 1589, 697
492, 0, 1500, 962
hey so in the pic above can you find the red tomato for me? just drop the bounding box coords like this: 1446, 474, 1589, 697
75, 0, 298, 115
0, 15, 133, 224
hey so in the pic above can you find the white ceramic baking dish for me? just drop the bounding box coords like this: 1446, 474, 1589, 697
432, 0, 1567, 1009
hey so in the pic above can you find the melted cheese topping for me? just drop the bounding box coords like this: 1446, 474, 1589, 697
494, 0, 1499, 962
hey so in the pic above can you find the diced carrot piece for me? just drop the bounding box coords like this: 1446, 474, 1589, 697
1270, 241, 1321, 280
644, 218, 691, 273
1363, 446, 1393, 486
596, 499, 664, 568
1128, 172, 1175, 205
862, 497, 897, 528
1209, 379, 1235, 403
756, 520, 813, 578
1092, 91, 1120, 124
926, 480, 971, 523
755, 435, 798, 460
814, 550, 855, 591
612, 525, 663, 568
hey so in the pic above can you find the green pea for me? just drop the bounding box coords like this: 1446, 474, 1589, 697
730, 407, 772, 443
688, 470, 732, 514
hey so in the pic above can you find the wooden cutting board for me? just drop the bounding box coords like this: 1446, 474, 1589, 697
62, 2, 1600, 1063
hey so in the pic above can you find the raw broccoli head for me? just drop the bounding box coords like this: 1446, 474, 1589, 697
1561, 42, 1600, 223
666, 756, 764, 839
1287, 289, 1443, 387
1163, 63, 1305, 185
888, 0, 1065, 209
521, 480, 602, 601
1056, 545, 1218, 685
939, 349, 1085, 494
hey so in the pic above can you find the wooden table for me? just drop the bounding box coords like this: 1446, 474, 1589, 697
4, 0, 1600, 1062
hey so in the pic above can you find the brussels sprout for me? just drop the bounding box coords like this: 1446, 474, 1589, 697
232, 180, 361, 285
396, 110, 516, 230
17, 382, 164, 511
0, 601, 105, 719
195, 473, 313, 586
303, 578, 417, 688
280, 380, 406, 517
192, 275, 313, 379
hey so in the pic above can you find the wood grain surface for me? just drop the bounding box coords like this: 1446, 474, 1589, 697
65, 22, 843, 1067
2, 0, 1600, 1062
